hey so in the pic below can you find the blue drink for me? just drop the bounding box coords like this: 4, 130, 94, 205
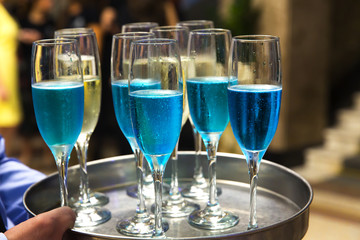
228, 84, 282, 158
32, 81, 84, 148
112, 80, 135, 146
112, 79, 161, 148
187, 77, 235, 141
130, 89, 183, 171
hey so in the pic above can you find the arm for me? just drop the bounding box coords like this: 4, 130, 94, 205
164, 0, 179, 25
4, 206, 76, 240
0, 136, 76, 239
0, 137, 46, 225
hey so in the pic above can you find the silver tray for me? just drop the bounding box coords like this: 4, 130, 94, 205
24, 152, 313, 239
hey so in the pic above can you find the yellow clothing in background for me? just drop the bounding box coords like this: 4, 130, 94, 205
0, 4, 23, 127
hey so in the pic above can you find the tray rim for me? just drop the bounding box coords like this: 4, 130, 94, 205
23, 151, 313, 239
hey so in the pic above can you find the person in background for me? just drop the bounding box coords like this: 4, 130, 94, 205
91, 0, 180, 159
0, 0, 23, 157
89, 0, 132, 159
63, 0, 101, 39
0, 135, 76, 239
65, 0, 87, 28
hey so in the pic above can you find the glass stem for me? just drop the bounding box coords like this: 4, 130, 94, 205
75, 135, 91, 205
193, 130, 205, 184
134, 149, 147, 214
247, 151, 260, 229
204, 140, 219, 208
153, 169, 165, 237
144, 161, 153, 184
169, 141, 180, 200
55, 151, 70, 207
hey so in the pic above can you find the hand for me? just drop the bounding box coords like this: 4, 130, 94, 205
99, 7, 117, 33
4, 207, 76, 240
18, 29, 42, 44
0, 79, 8, 101
0, 87, 7, 101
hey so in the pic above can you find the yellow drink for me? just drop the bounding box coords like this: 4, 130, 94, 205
80, 76, 101, 135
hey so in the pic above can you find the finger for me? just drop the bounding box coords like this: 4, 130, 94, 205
47, 207, 76, 229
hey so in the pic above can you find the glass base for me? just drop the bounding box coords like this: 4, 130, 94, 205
116, 212, 169, 237
248, 222, 258, 230
126, 184, 154, 199
181, 185, 222, 200
126, 183, 170, 199
158, 195, 200, 218
70, 191, 109, 208
74, 206, 111, 227
188, 205, 239, 230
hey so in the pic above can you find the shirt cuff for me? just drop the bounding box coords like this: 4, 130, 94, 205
0, 233, 7, 240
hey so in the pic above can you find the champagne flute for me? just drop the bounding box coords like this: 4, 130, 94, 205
55, 28, 111, 227
176, 20, 214, 31
187, 29, 239, 229
122, 22, 159, 33
129, 39, 183, 237
228, 35, 282, 229
150, 26, 199, 217
122, 22, 160, 198
111, 32, 156, 236
176, 20, 215, 199
31, 39, 84, 208
55, 28, 109, 207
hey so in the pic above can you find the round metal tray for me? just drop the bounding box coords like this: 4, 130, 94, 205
24, 152, 313, 239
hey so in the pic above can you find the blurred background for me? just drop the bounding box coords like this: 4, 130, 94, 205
0, 0, 359, 238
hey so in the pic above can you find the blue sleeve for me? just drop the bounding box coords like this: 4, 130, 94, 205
0, 233, 8, 240
0, 136, 46, 225
0, 198, 13, 230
